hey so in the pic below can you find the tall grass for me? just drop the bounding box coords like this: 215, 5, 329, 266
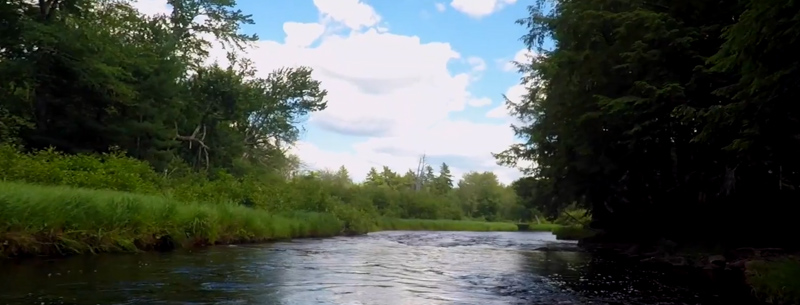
0, 182, 343, 257
746, 258, 800, 304
375, 218, 518, 232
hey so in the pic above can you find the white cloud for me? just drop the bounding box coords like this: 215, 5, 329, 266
467, 56, 486, 72
132, 0, 524, 184
450, 0, 517, 19
313, 0, 381, 30
487, 83, 525, 120
283, 22, 325, 47
435, 2, 447, 12
468, 97, 492, 107
503, 48, 533, 72
132, 0, 170, 16
292, 119, 517, 182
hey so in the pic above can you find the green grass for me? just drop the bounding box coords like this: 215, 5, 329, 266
526, 223, 563, 231
516, 222, 595, 241
746, 258, 800, 304
0, 181, 343, 257
551, 225, 595, 240
375, 218, 518, 232
0, 181, 526, 257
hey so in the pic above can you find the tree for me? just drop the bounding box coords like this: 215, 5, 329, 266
423, 165, 436, 190
0, 0, 327, 178
364, 167, 383, 187
433, 162, 453, 195
495, 0, 800, 246
455, 171, 511, 220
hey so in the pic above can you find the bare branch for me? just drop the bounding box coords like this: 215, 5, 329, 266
174, 122, 210, 170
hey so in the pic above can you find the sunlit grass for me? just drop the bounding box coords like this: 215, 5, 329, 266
0, 182, 343, 257
527, 223, 563, 231
375, 218, 518, 232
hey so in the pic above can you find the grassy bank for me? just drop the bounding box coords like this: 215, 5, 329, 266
524, 223, 561, 231
746, 258, 800, 304
515, 222, 595, 241
0, 181, 521, 257
0, 145, 540, 257
375, 218, 518, 232
552, 226, 595, 240
0, 182, 343, 257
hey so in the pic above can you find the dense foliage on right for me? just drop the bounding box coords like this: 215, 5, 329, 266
497, 0, 800, 247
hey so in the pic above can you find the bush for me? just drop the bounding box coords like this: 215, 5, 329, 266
0, 145, 163, 194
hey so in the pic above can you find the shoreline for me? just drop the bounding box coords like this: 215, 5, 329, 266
0, 180, 524, 258
571, 238, 800, 305
0, 223, 523, 259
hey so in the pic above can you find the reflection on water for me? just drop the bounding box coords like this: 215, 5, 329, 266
0, 231, 736, 305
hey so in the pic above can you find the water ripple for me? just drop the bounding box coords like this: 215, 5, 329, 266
0, 231, 742, 305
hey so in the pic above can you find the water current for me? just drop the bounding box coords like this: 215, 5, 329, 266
0, 231, 745, 305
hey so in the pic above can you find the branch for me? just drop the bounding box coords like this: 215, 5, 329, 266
174, 122, 210, 170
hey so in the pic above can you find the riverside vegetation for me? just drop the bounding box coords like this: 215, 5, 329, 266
0, 0, 583, 258
0, 145, 549, 257
496, 0, 800, 303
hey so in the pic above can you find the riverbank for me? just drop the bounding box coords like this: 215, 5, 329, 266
574, 237, 800, 305
516, 223, 594, 241
375, 218, 517, 232
0, 181, 344, 257
0, 181, 520, 258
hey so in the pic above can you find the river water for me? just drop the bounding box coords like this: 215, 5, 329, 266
0, 231, 745, 305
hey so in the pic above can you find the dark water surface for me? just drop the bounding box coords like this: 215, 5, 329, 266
0, 231, 739, 305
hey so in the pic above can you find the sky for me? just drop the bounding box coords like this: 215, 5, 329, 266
133, 0, 535, 184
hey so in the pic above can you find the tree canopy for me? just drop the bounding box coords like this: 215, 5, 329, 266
0, 0, 325, 176
497, 0, 800, 246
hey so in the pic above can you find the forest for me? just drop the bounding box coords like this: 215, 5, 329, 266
496, 0, 800, 248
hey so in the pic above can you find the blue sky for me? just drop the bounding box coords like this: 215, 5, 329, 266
136, 0, 536, 183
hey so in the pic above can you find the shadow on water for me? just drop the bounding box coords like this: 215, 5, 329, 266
0, 232, 755, 305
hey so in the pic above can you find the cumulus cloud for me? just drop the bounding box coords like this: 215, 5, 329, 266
131, 0, 524, 183
435, 3, 447, 12
291, 119, 517, 182
468, 97, 492, 107
468, 56, 486, 72
283, 22, 325, 47
487, 83, 525, 120
313, 0, 381, 30
450, 0, 517, 19
503, 48, 534, 72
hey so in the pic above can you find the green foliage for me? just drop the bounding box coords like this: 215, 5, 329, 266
496, 0, 800, 246
0, 145, 533, 257
527, 223, 562, 232
0, 145, 163, 194
746, 258, 800, 305
553, 208, 590, 226
0, 0, 325, 175
551, 226, 595, 241
0, 181, 343, 257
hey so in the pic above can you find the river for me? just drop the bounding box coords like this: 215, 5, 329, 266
0, 231, 748, 305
